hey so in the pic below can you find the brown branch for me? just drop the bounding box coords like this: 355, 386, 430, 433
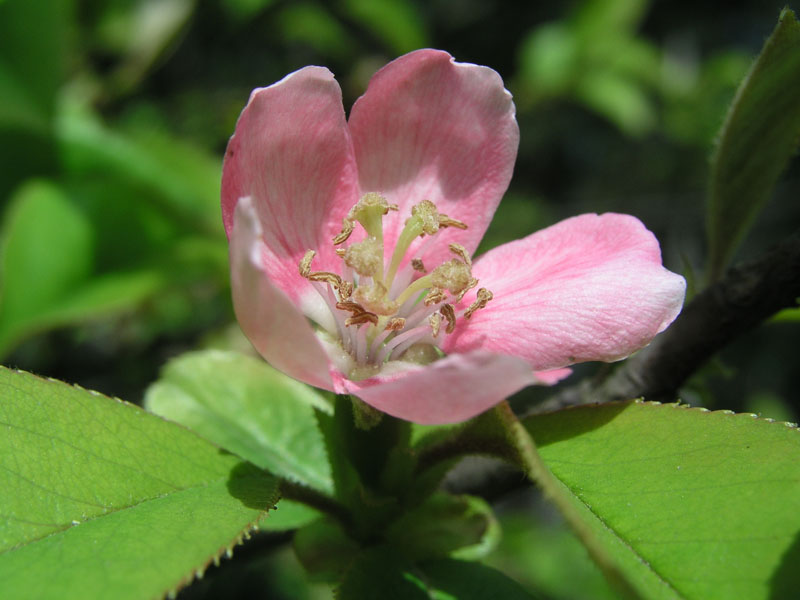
537, 228, 800, 411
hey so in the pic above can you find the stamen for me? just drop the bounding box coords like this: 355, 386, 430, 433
464, 288, 493, 319
299, 250, 316, 277
345, 312, 379, 327
424, 288, 446, 306
429, 312, 441, 338
454, 277, 478, 304
411, 200, 441, 236
333, 219, 354, 245
386, 317, 406, 331
438, 215, 468, 230
440, 304, 456, 334
448, 243, 471, 268
411, 258, 426, 273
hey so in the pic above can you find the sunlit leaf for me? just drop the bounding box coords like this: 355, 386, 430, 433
145, 349, 333, 493
524, 400, 800, 600
0, 366, 279, 600
708, 8, 800, 280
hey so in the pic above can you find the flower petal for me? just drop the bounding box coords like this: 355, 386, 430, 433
222, 66, 359, 299
443, 213, 686, 371
230, 197, 334, 391
339, 351, 537, 424
349, 49, 519, 269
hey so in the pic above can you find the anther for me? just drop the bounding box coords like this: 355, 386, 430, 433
438, 215, 468, 230
429, 312, 441, 338
440, 304, 456, 334
454, 277, 479, 303
424, 288, 446, 306
448, 243, 471, 268
299, 250, 316, 277
333, 219, 354, 245
464, 288, 493, 319
411, 258, 426, 273
345, 312, 379, 327
386, 317, 406, 331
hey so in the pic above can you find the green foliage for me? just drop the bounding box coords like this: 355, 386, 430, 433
145, 349, 333, 493
0, 181, 163, 355
335, 550, 534, 600
707, 8, 800, 280
0, 366, 279, 600
524, 400, 800, 600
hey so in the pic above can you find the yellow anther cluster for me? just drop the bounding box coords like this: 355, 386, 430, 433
299, 194, 494, 368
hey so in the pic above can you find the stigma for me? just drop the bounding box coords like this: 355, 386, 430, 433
299, 193, 493, 379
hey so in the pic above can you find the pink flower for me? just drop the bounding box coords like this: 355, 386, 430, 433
221, 49, 685, 425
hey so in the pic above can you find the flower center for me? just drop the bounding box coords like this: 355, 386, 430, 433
299, 193, 493, 379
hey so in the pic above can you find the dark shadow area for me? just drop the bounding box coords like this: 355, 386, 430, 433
523, 400, 633, 448
769, 529, 800, 599
226, 460, 280, 511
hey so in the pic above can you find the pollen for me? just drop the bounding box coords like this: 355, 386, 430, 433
410, 200, 441, 236
353, 282, 398, 316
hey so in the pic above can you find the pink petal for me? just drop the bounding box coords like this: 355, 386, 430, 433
338, 351, 537, 425
221, 66, 359, 300
443, 213, 686, 371
349, 49, 519, 270
230, 197, 334, 391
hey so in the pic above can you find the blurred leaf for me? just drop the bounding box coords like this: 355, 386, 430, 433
340, 0, 427, 55
708, 9, 800, 280
58, 103, 223, 237
0, 366, 279, 600
145, 349, 334, 493
221, 0, 275, 21
0, 181, 165, 356
278, 2, 353, 60
573, 0, 649, 40
294, 517, 361, 581
335, 549, 534, 600
524, 400, 800, 600
94, 0, 194, 95
488, 513, 617, 600
385, 493, 499, 562
0, 0, 70, 195
577, 70, 656, 136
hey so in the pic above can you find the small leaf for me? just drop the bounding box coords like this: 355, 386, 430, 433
385, 493, 499, 562
708, 8, 800, 280
524, 400, 800, 600
145, 349, 334, 493
418, 559, 535, 599
0, 366, 279, 600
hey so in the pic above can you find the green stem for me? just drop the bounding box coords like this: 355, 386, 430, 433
279, 479, 352, 528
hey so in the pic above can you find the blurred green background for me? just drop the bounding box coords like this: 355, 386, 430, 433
2, 0, 798, 597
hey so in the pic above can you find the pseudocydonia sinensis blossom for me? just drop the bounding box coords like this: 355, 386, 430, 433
221, 49, 686, 424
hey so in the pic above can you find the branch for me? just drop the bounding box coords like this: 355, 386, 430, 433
538, 228, 800, 410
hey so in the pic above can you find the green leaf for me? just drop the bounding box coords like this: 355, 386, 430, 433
708, 9, 800, 280
524, 400, 800, 600
341, 0, 427, 55
385, 493, 499, 562
145, 349, 334, 493
0, 181, 165, 356
335, 550, 534, 600
0, 366, 279, 600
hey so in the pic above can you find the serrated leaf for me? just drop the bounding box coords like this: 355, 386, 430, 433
708, 9, 800, 280
524, 400, 800, 600
0, 366, 279, 600
145, 349, 333, 493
